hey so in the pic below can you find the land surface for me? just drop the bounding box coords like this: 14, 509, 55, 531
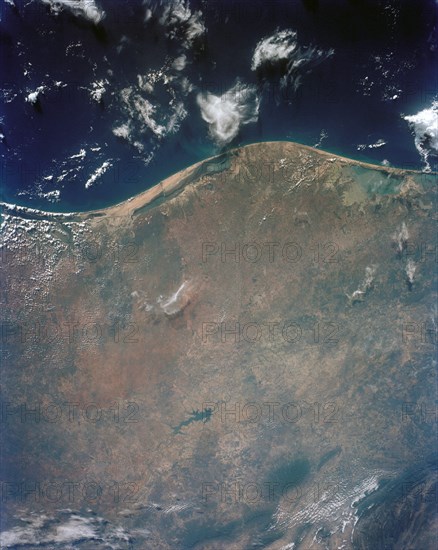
0, 142, 437, 549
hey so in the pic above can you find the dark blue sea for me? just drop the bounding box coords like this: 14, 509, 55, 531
0, 0, 437, 212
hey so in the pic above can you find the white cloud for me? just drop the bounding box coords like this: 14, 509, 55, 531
403, 100, 438, 172
113, 122, 132, 140
347, 265, 377, 304
85, 159, 112, 189
251, 29, 334, 89
406, 258, 416, 284
0, 512, 130, 548
38, 189, 61, 202
89, 79, 108, 102
252, 29, 300, 70
25, 85, 45, 104
394, 221, 409, 253
69, 148, 87, 160
40, 0, 105, 24
143, 0, 205, 49
172, 54, 187, 71
114, 70, 189, 151
132, 95, 166, 137
197, 81, 260, 146
357, 138, 386, 151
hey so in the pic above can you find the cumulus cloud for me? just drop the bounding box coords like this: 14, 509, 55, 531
85, 159, 112, 189
113, 122, 132, 141
89, 79, 108, 103
393, 221, 409, 254
347, 265, 377, 304
25, 85, 45, 104
38, 189, 60, 202
118, 87, 188, 140
252, 29, 300, 70
357, 138, 386, 151
172, 54, 187, 71
197, 81, 260, 146
104, 3, 201, 162
0, 512, 130, 548
132, 95, 167, 138
144, 0, 205, 49
403, 100, 438, 172
40, 0, 105, 24
113, 58, 190, 155
251, 29, 334, 89
406, 258, 416, 286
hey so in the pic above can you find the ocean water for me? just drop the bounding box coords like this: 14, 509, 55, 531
0, 0, 437, 212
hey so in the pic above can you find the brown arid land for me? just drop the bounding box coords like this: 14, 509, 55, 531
1, 142, 437, 549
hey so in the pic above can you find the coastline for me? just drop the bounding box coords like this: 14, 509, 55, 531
0, 141, 434, 223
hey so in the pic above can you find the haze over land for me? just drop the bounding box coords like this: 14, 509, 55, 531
1, 142, 436, 548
